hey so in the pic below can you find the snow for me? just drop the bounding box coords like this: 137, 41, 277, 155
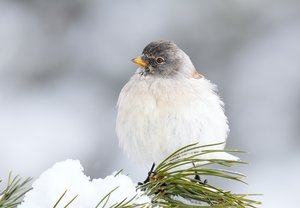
18, 160, 151, 208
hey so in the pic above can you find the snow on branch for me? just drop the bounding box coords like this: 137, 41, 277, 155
18, 160, 151, 208
1, 143, 261, 208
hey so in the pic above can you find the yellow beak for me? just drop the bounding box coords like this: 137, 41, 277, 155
131, 57, 149, 68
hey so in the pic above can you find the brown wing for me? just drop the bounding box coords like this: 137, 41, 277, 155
192, 69, 204, 79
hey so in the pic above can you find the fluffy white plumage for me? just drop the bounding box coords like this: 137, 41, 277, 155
116, 41, 237, 164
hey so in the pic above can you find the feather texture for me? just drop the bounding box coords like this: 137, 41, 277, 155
116, 73, 232, 164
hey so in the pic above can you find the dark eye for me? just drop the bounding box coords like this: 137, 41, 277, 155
155, 57, 165, 64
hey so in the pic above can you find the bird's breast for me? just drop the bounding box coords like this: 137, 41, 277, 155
116, 75, 229, 163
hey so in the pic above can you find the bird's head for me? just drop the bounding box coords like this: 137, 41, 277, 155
132, 40, 195, 78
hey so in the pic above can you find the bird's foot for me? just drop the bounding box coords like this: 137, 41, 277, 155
138, 163, 155, 185
193, 174, 207, 185
192, 162, 207, 185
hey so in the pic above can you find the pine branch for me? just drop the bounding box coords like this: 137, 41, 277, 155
137, 143, 261, 208
5, 143, 261, 207
51, 143, 261, 207
0, 172, 32, 208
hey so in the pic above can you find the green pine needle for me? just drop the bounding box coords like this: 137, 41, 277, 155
137, 143, 262, 207
95, 186, 150, 208
1, 143, 261, 208
0, 172, 32, 208
52, 189, 78, 208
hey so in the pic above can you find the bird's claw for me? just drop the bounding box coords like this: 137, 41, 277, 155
193, 174, 208, 185
138, 163, 155, 185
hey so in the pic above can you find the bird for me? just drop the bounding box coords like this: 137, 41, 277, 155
116, 40, 238, 167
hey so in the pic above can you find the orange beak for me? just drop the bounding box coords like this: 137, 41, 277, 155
131, 57, 149, 68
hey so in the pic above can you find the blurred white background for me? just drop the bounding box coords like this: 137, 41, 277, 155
1, 0, 300, 207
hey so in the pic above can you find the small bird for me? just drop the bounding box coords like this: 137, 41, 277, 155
116, 40, 237, 166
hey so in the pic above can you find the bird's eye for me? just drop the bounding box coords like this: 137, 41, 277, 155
155, 57, 165, 64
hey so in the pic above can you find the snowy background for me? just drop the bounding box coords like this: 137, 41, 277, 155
1, 0, 300, 207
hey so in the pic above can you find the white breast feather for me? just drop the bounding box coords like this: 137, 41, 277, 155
116, 73, 230, 164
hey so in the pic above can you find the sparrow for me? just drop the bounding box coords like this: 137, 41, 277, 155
116, 40, 238, 166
